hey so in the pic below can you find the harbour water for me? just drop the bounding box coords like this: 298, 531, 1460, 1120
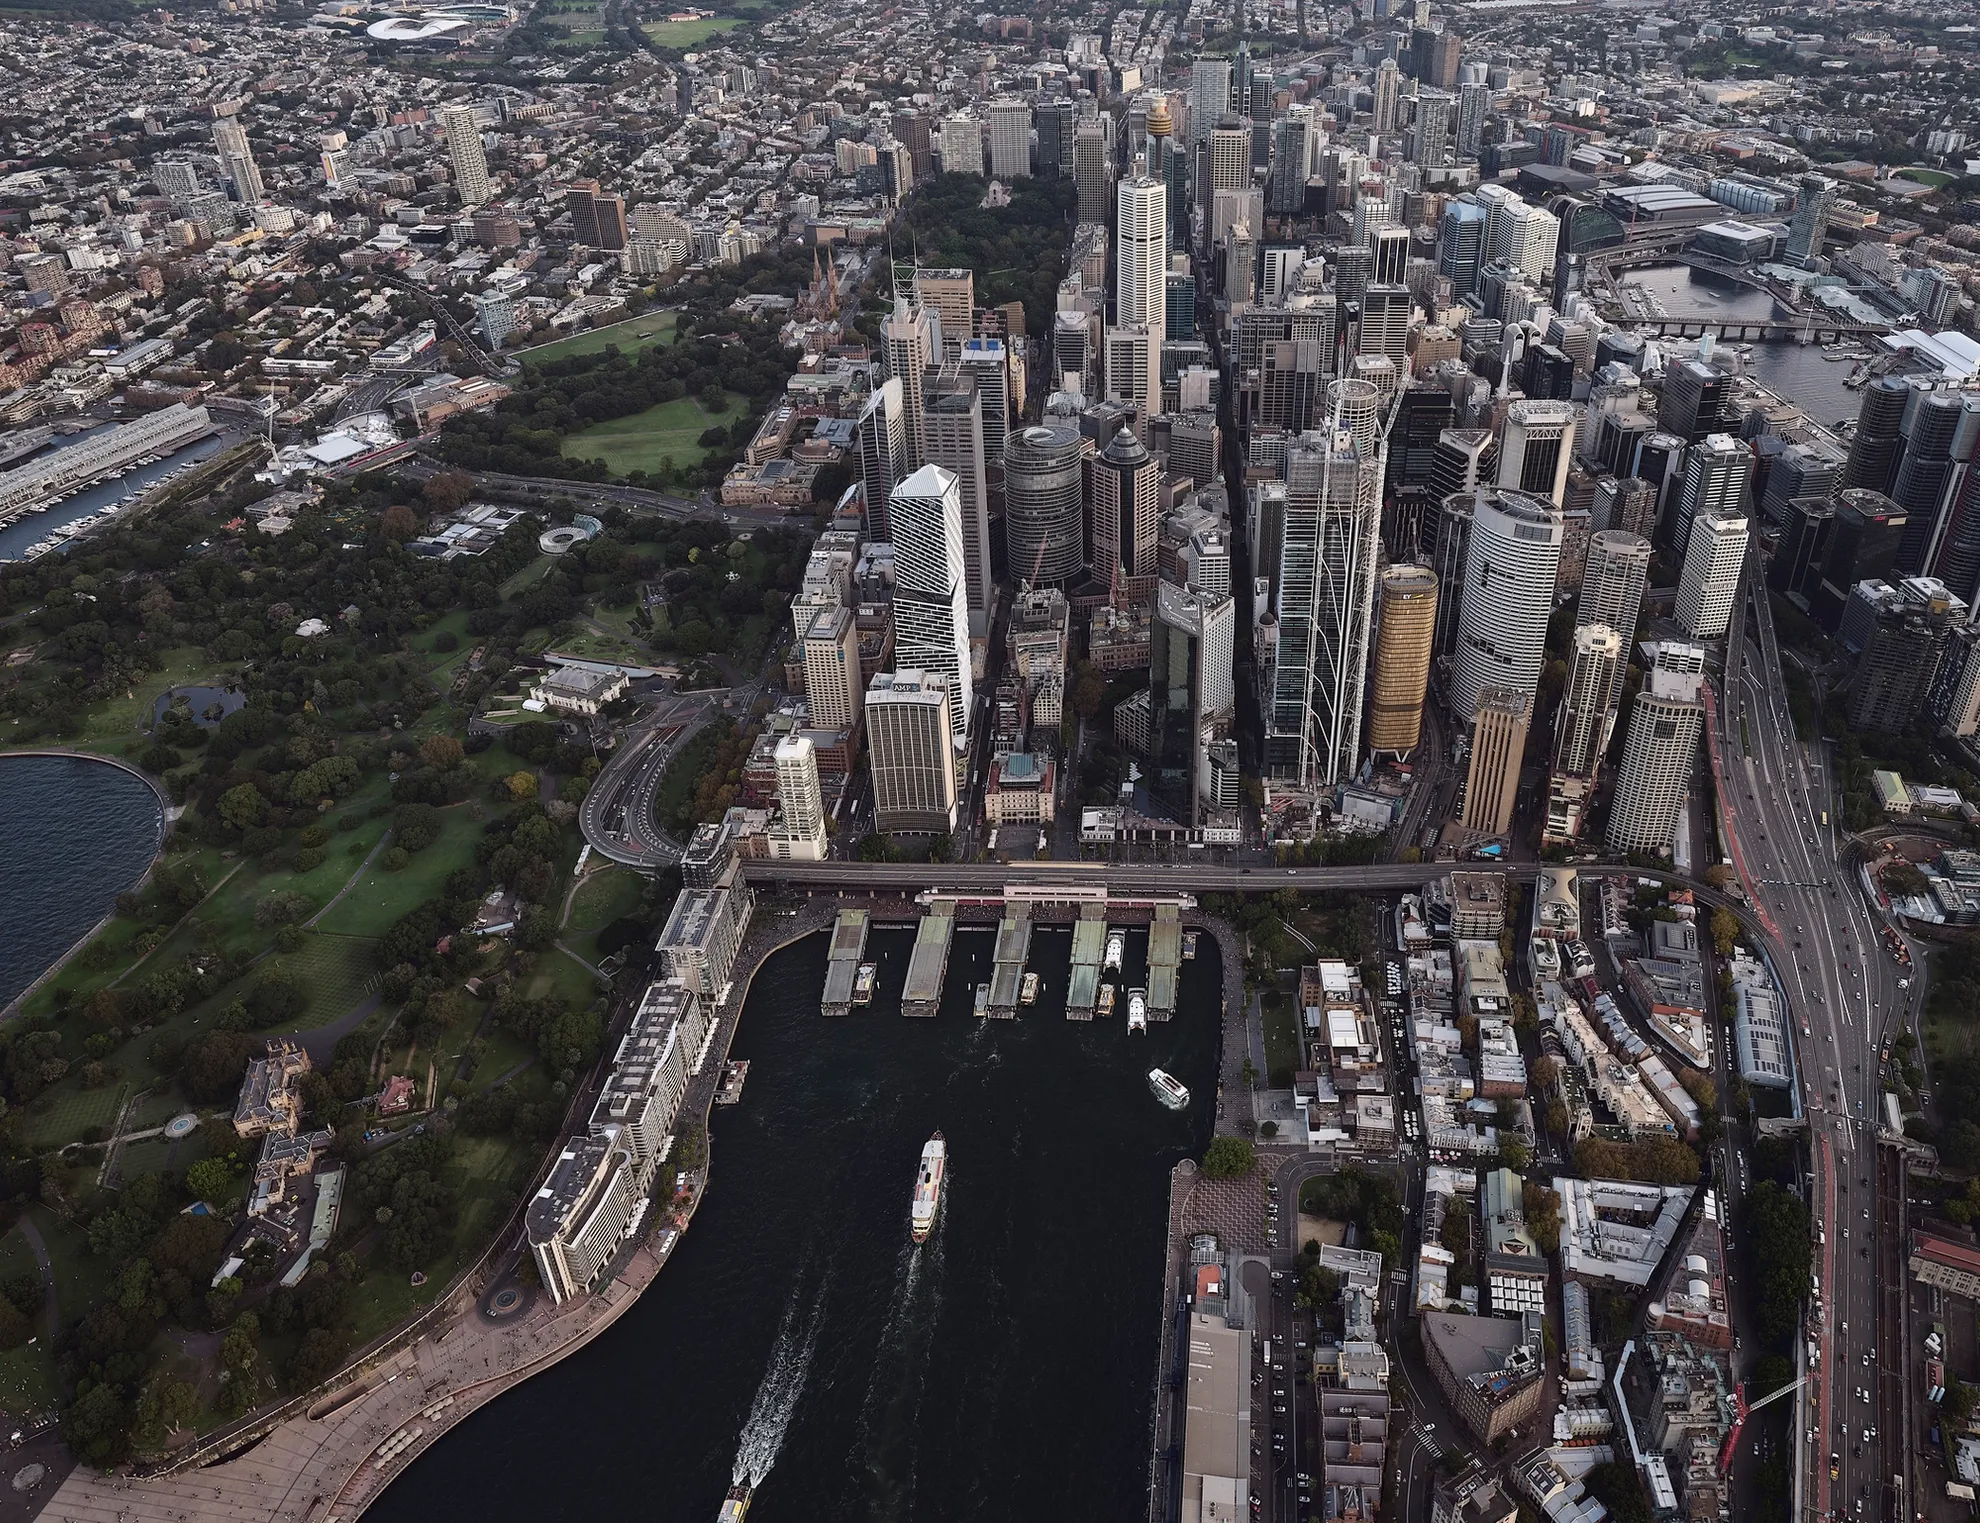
0, 427, 232, 563
0, 754, 164, 1007
1617, 263, 1860, 428
366, 919, 1224, 1522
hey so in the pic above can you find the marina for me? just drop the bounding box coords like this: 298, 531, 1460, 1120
985, 904, 1032, 1018
1145, 905, 1182, 1021
0, 425, 232, 563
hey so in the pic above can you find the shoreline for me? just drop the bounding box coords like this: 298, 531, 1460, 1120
0, 749, 169, 1020
36, 897, 839, 1523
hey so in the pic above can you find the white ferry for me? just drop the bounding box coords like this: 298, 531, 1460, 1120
1020, 971, 1040, 1005
852, 962, 878, 1004
1104, 931, 1124, 972
1148, 1069, 1189, 1110
1127, 988, 1147, 1033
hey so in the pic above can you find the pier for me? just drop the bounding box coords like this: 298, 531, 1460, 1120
1146, 905, 1182, 1021
820, 908, 869, 1017
1067, 912, 1107, 1019
985, 904, 1032, 1018
902, 897, 956, 1017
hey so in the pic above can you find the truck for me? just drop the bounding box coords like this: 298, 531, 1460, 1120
1928, 1358, 1946, 1404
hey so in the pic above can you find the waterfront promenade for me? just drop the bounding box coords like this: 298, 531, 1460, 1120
36, 900, 839, 1523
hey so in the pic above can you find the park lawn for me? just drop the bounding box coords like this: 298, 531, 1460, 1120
642, 15, 740, 43
560, 394, 744, 479
21, 1077, 129, 1152
500, 554, 556, 598
518, 311, 679, 365
567, 868, 644, 935
282, 933, 382, 1027
523, 946, 603, 1007
52, 648, 222, 755
555, 26, 605, 44
468, 1024, 538, 1090
0, 1226, 55, 1408
414, 611, 473, 684
548, 627, 648, 666
313, 805, 487, 939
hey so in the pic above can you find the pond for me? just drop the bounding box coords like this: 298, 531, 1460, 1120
150, 683, 246, 730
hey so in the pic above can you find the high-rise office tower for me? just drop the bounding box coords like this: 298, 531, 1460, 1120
1092, 426, 1161, 606
1552, 622, 1625, 780
958, 338, 1010, 464
888, 464, 974, 744
924, 368, 993, 619
567, 184, 628, 249
856, 378, 907, 542
1593, 476, 1658, 540
1268, 429, 1383, 785
1892, 388, 1979, 572
866, 670, 958, 835
1190, 57, 1234, 145
913, 267, 973, 360
1430, 490, 1476, 663
1412, 24, 1462, 89
802, 606, 863, 733
1478, 189, 1558, 285
1450, 487, 1563, 720
939, 115, 982, 176
1455, 80, 1489, 159
1667, 433, 1752, 558
1149, 582, 1237, 825
1497, 401, 1576, 507
1372, 58, 1402, 134
1844, 376, 1911, 496
770, 735, 827, 860
1460, 686, 1529, 838
1270, 110, 1312, 216
1785, 173, 1837, 268
1117, 167, 1168, 418
1577, 530, 1651, 723
1359, 284, 1412, 369
1073, 116, 1112, 224
1104, 325, 1158, 417
1035, 100, 1074, 178
987, 98, 1031, 179
1657, 359, 1734, 443
1003, 422, 1085, 585
440, 104, 490, 208
1675, 510, 1748, 638
1368, 564, 1439, 754
1544, 621, 1625, 843
1207, 122, 1250, 203
1371, 226, 1412, 287
1430, 429, 1497, 502
883, 295, 939, 470
1761, 439, 1846, 525
212, 111, 265, 203
1412, 90, 1453, 166
1607, 644, 1707, 854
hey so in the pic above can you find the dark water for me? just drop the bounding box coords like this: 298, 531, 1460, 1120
0, 755, 163, 1007
368, 920, 1225, 1522
1621, 263, 1860, 428
150, 683, 245, 729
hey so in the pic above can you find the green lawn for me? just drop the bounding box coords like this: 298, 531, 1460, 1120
641, 15, 741, 44
524, 946, 603, 1005
21, 1081, 126, 1152
518, 311, 679, 364
314, 805, 487, 939
1898, 167, 1957, 189
284, 933, 383, 1027
1260, 987, 1301, 1087
561, 394, 744, 478
567, 868, 644, 935
0, 647, 223, 759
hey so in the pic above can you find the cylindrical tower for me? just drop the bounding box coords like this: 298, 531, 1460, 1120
1368, 564, 1439, 754
1327, 376, 1383, 457
1001, 423, 1085, 586
1450, 487, 1563, 722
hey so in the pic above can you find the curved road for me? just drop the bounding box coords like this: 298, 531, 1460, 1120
578, 699, 717, 868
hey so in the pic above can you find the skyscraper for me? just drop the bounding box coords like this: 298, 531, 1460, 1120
1496, 401, 1576, 507
1657, 359, 1735, 443
770, 735, 827, 860
882, 296, 939, 471
440, 104, 490, 208
1268, 429, 1383, 785
1149, 582, 1237, 825
1785, 173, 1837, 269
1460, 687, 1528, 838
567, 185, 628, 250
1412, 90, 1454, 166
1368, 564, 1439, 754
913, 267, 973, 360
1116, 168, 1168, 419
924, 369, 993, 619
888, 464, 974, 744
1607, 644, 1707, 854
1666, 433, 1751, 558
1450, 487, 1563, 721
1675, 510, 1749, 639
855, 378, 907, 541
866, 670, 958, 834
1073, 116, 1112, 224
1190, 58, 1234, 146
1412, 25, 1462, 89
1372, 58, 1402, 134
802, 606, 863, 733
212, 111, 264, 203
1544, 622, 1624, 843
1270, 110, 1312, 216
1092, 426, 1161, 607
987, 98, 1031, 179
1577, 531, 1650, 727
1003, 423, 1085, 585
1034, 100, 1073, 178
1455, 81, 1490, 159
939, 115, 982, 176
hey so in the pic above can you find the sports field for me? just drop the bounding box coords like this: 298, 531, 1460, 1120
561, 394, 744, 476
642, 15, 740, 44
519, 310, 679, 364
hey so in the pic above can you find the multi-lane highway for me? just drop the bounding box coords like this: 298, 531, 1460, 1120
1718, 551, 1919, 1523
578, 692, 719, 867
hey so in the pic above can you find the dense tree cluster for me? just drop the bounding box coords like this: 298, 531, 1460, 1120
890, 172, 1078, 339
